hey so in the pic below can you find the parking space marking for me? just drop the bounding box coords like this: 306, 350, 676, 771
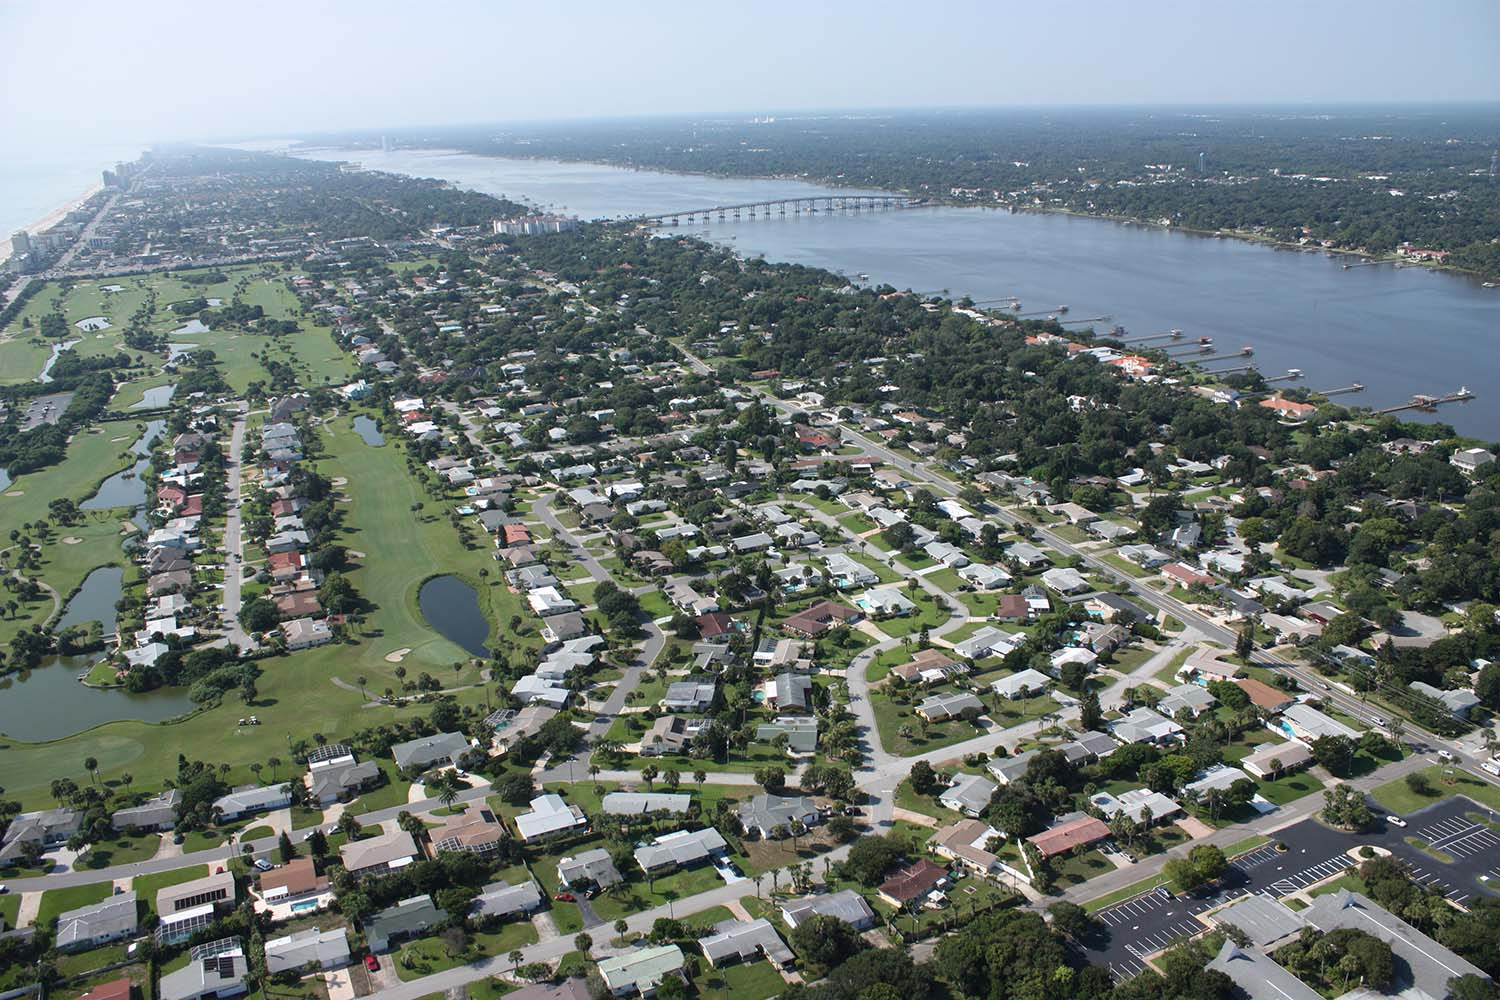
1266, 855, 1354, 897
1231, 846, 1280, 871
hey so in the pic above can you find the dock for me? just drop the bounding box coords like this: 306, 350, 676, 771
1316, 384, 1365, 397
1374, 387, 1474, 414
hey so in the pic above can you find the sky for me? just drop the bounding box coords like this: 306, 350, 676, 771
3, 0, 1499, 151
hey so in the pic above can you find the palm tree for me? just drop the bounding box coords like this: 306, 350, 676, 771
641, 764, 659, 791
753, 873, 764, 899
509, 950, 523, 973
267, 757, 282, 782
83, 757, 98, 786
664, 769, 680, 791
693, 769, 706, 794
356, 675, 367, 701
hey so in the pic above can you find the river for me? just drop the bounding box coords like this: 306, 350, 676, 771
299, 147, 1500, 438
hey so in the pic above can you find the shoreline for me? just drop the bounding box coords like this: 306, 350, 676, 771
0, 181, 105, 265
354, 146, 1492, 285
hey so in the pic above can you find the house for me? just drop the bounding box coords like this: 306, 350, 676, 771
1205, 942, 1321, 1000
781, 600, 861, 638
558, 849, 624, 890
281, 617, 333, 650
56, 892, 139, 951
857, 586, 917, 616
432, 807, 508, 856
505, 981, 593, 1000
1410, 680, 1482, 719
339, 829, 419, 879
952, 625, 1026, 661
755, 717, 819, 754
601, 792, 692, 816
157, 871, 237, 943
258, 858, 329, 904
931, 819, 1003, 875
264, 927, 350, 974
1241, 740, 1314, 780
1027, 814, 1112, 860
699, 917, 795, 968
878, 858, 949, 908
514, 794, 588, 842
1049, 646, 1098, 673
1111, 707, 1183, 745
1059, 730, 1120, 764
633, 828, 727, 873
1451, 447, 1495, 474
1089, 788, 1181, 825
365, 895, 441, 953
158, 939, 248, 1000
639, 715, 695, 757
597, 944, 686, 998
1175, 646, 1240, 684
993, 593, 1030, 622
781, 890, 876, 931
958, 563, 1010, 589
824, 553, 879, 588
1157, 683, 1217, 719
307, 759, 383, 806
939, 773, 998, 817
1278, 703, 1359, 744
212, 783, 292, 821
471, 880, 544, 921
1006, 542, 1050, 568
987, 749, 1040, 785
1085, 593, 1143, 623
738, 794, 821, 839
765, 672, 814, 711
924, 541, 969, 568
1234, 678, 1295, 714
991, 668, 1052, 700
1183, 764, 1255, 799
391, 731, 470, 773
1302, 891, 1489, 998
1040, 567, 1090, 595
662, 681, 717, 713
916, 691, 984, 722
892, 647, 967, 685
112, 789, 181, 831
1161, 562, 1215, 588
1258, 396, 1317, 421
0, 807, 81, 865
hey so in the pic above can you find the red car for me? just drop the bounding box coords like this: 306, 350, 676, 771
553, 891, 575, 903
364, 955, 380, 972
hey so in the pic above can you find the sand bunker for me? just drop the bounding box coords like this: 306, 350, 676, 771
347, 550, 367, 559
331, 477, 348, 487
4, 490, 23, 497
384, 648, 411, 663
61, 536, 82, 545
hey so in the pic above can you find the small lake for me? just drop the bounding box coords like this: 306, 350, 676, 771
352, 414, 385, 446
419, 575, 490, 658
167, 343, 196, 362
0, 563, 190, 741
0, 655, 196, 741
82, 420, 164, 511
131, 384, 176, 410
170, 319, 210, 337
57, 565, 124, 634
37, 339, 80, 383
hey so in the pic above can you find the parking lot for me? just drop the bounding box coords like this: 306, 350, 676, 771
1085, 795, 1500, 981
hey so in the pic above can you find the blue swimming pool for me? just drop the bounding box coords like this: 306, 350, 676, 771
290, 899, 320, 914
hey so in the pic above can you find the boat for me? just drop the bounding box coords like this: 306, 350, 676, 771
1241, 346, 1255, 356
1288, 368, 1303, 377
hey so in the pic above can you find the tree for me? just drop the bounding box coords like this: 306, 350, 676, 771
574, 932, 593, 957
1236, 622, 1255, 661
641, 764, 659, 791
1322, 783, 1376, 832
1188, 844, 1227, 884
614, 918, 628, 940
1311, 735, 1358, 777
753, 765, 786, 793
1405, 771, 1434, 796
846, 833, 907, 886
1079, 689, 1103, 732
1164, 857, 1205, 894
908, 760, 937, 796
277, 830, 295, 863
1047, 901, 1094, 941
83, 757, 99, 786
788, 913, 861, 972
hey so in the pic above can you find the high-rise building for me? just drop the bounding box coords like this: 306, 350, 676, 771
10, 231, 30, 254
1198, 151, 1207, 174
381, 135, 391, 153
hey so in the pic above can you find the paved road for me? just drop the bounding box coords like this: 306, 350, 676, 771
219, 404, 253, 650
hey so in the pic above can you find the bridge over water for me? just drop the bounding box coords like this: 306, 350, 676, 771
632, 194, 924, 227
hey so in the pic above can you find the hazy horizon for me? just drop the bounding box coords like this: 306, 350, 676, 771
4, 0, 1499, 152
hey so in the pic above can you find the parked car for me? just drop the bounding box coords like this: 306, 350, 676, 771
253, 859, 273, 872
1439, 749, 1456, 762
364, 955, 380, 972
553, 891, 575, 903
1385, 815, 1408, 828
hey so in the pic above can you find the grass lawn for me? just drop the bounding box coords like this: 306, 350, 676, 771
589, 864, 729, 922
393, 921, 539, 981
893, 779, 946, 820
0, 892, 20, 930
1257, 771, 1324, 806
76, 830, 161, 869
1052, 848, 1115, 888
696, 960, 787, 1000
134, 864, 210, 914
1084, 872, 1173, 913
36, 881, 113, 925
1371, 767, 1500, 815
869, 689, 988, 758
870, 593, 950, 640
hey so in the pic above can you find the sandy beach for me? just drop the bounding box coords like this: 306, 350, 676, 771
0, 181, 104, 264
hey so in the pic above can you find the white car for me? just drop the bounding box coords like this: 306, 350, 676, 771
1385, 815, 1407, 828
1438, 749, 1456, 762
